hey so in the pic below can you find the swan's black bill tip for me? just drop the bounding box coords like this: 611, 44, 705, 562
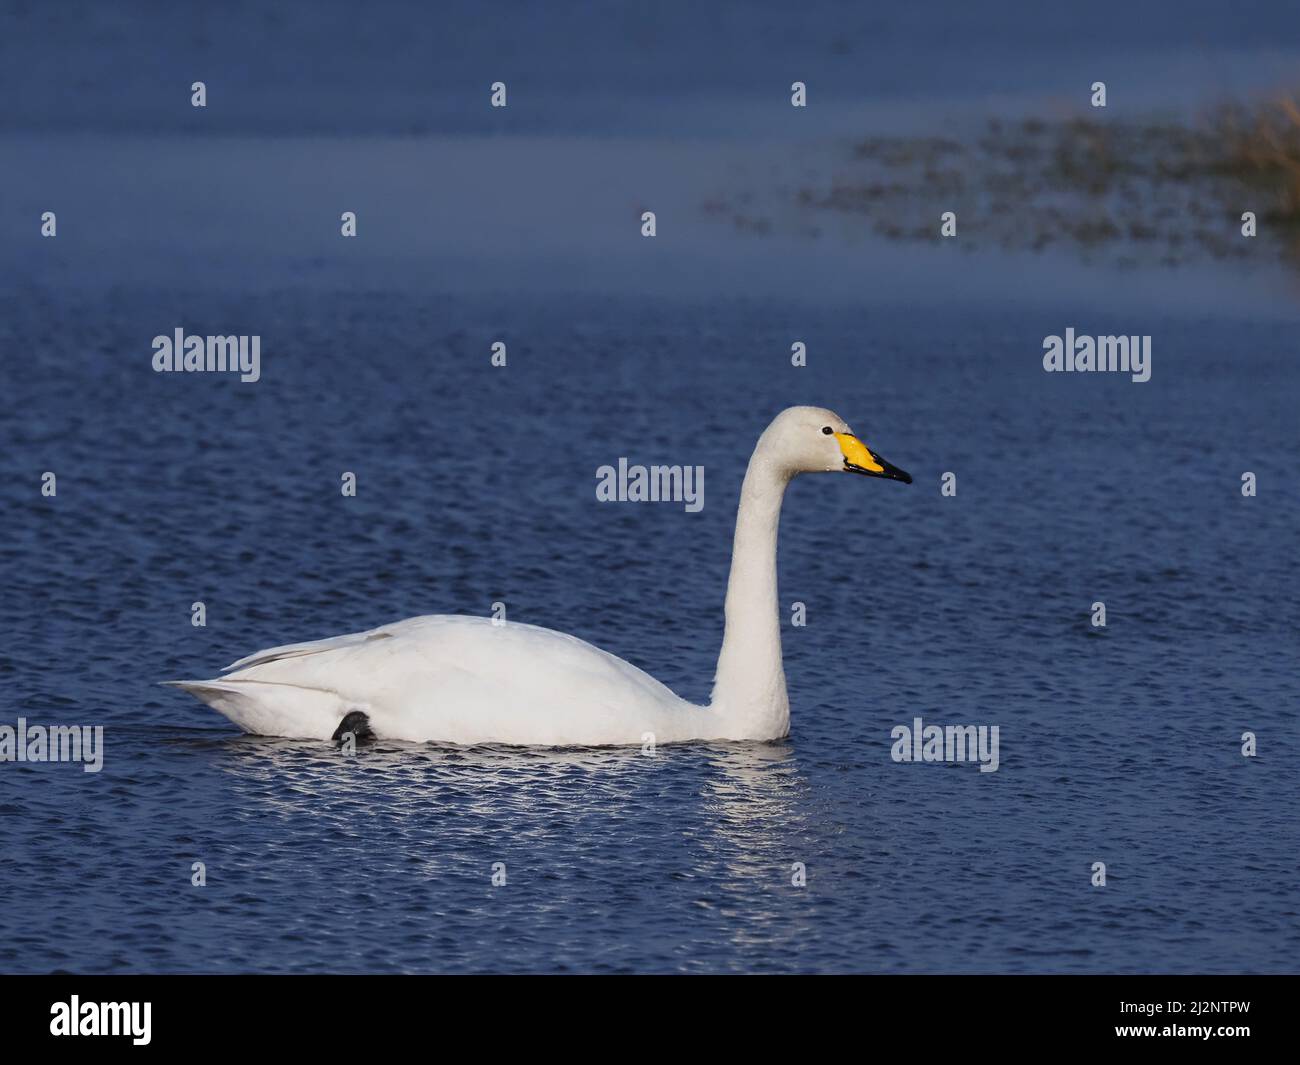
844, 457, 912, 484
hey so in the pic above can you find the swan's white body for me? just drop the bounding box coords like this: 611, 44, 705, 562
170, 406, 910, 746
177, 616, 713, 745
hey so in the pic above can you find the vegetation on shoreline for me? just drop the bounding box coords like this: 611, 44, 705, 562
712, 96, 1300, 267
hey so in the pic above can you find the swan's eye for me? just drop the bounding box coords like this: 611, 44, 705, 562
821, 426, 833, 435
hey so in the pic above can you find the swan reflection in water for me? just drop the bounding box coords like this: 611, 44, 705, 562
206, 732, 804, 831
153, 727, 854, 969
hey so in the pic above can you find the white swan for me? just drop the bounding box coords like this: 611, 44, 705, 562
169, 406, 911, 746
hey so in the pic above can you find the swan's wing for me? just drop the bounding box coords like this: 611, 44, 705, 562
224, 627, 395, 671
207, 614, 699, 744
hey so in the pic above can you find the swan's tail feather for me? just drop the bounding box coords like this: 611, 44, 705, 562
164, 678, 346, 741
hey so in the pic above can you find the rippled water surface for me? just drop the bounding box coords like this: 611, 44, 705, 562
4, 0, 1300, 974
1, 288, 1296, 972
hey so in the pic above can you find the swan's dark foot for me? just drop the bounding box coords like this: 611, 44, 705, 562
333, 710, 374, 745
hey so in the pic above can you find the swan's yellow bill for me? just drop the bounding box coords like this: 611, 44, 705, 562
835, 433, 912, 484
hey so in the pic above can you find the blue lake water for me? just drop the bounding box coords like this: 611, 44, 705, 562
1, 0, 1298, 973
1, 289, 1296, 973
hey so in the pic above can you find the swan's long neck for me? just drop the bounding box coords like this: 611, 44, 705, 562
709, 445, 792, 739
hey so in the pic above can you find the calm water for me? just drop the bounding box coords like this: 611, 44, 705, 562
2, 0, 1298, 974
0, 289, 1296, 973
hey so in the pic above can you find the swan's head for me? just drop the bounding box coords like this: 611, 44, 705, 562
763, 405, 912, 483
